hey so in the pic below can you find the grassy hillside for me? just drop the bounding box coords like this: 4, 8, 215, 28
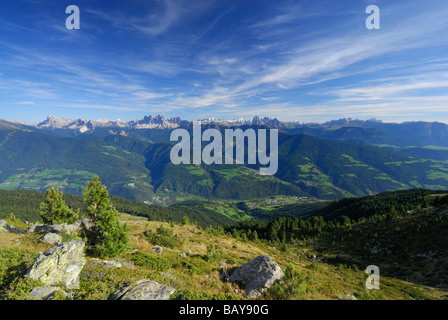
0, 128, 154, 201
224, 190, 448, 291
1, 189, 447, 300
275, 133, 448, 199
1, 209, 447, 300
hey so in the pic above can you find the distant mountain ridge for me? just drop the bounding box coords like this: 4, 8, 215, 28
36, 114, 187, 131
34, 114, 294, 132
33, 114, 448, 148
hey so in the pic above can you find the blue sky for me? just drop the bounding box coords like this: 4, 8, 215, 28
0, 0, 447, 124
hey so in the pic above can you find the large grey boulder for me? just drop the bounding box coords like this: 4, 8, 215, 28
229, 255, 284, 298
0, 220, 26, 234
51, 223, 77, 234
25, 240, 86, 289
109, 280, 176, 300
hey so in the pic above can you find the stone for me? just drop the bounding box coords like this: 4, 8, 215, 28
27, 223, 59, 234
0, 220, 26, 234
151, 245, 163, 254
438, 209, 448, 217
160, 272, 176, 280
109, 280, 176, 300
51, 223, 78, 234
80, 218, 94, 229
26, 219, 92, 235
25, 240, 86, 289
0, 220, 7, 232
28, 286, 67, 300
344, 292, 358, 300
229, 255, 284, 298
90, 259, 122, 269
39, 233, 63, 246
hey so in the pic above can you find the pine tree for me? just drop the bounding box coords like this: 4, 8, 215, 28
83, 176, 129, 258
252, 230, 259, 242
39, 187, 79, 225
181, 216, 190, 226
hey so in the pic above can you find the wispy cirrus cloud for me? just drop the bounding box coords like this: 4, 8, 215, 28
151, 3, 448, 121
0, 0, 447, 123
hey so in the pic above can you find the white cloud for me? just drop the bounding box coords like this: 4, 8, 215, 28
15, 101, 35, 105
131, 91, 171, 100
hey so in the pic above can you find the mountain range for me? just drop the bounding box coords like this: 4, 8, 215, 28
30, 115, 448, 147
1, 115, 447, 204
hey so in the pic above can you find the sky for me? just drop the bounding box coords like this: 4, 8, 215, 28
0, 0, 447, 124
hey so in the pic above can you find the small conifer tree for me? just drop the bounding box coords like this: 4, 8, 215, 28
83, 176, 129, 258
39, 187, 79, 225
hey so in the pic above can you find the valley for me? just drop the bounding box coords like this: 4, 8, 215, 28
1, 115, 447, 301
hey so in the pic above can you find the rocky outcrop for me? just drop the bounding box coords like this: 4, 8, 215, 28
109, 280, 176, 300
0, 220, 26, 234
229, 255, 284, 298
25, 240, 86, 289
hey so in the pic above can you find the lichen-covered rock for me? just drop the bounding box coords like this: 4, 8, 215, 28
25, 240, 86, 289
109, 280, 176, 300
229, 255, 284, 298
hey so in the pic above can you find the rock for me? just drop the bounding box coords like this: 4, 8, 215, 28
26, 219, 92, 235
39, 233, 63, 246
0, 220, 7, 232
25, 240, 86, 289
229, 255, 284, 298
151, 245, 163, 254
27, 223, 59, 234
28, 286, 67, 300
90, 259, 122, 269
109, 280, 176, 300
160, 272, 176, 280
344, 292, 358, 300
0, 220, 26, 234
51, 223, 78, 234
80, 218, 93, 229
438, 209, 448, 217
